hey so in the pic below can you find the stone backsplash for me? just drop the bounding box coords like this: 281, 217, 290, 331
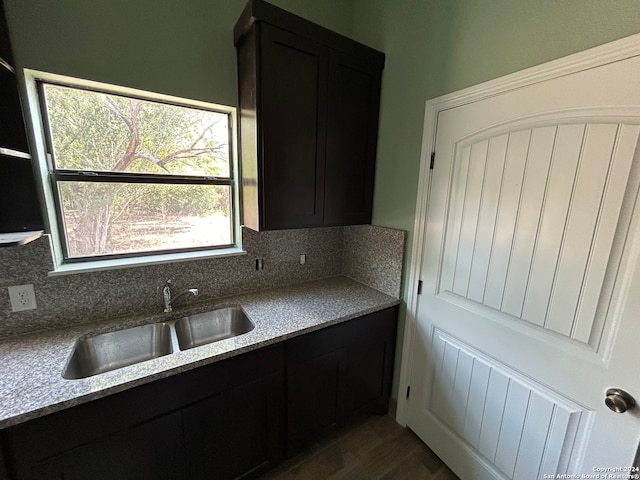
0, 225, 405, 338
342, 225, 405, 298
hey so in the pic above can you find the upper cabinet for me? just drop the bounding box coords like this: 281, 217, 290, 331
0, 2, 28, 154
0, 1, 44, 235
234, 0, 384, 231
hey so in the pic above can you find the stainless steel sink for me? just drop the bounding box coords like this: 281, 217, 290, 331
62, 306, 254, 379
63, 323, 173, 379
174, 306, 254, 350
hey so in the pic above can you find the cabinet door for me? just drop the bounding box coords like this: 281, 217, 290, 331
286, 348, 346, 455
1, 7, 30, 154
33, 412, 185, 480
259, 23, 328, 229
324, 51, 382, 226
344, 333, 394, 417
285, 307, 398, 455
183, 371, 284, 480
0, 154, 44, 232
0, 437, 9, 480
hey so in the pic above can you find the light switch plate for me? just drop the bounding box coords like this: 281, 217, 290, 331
8, 284, 37, 312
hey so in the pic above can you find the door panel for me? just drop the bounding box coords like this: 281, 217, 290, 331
408, 52, 640, 479
428, 330, 584, 480
438, 118, 639, 347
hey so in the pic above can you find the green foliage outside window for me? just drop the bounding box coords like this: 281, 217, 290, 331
41, 84, 234, 259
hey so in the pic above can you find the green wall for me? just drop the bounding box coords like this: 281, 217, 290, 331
4, 0, 354, 107
350, 0, 640, 396
353, 0, 640, 264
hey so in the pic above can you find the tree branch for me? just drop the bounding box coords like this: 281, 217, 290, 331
188, 122, 214, 150
156, 145, 227, 168
110, 100, 142, 172
102, 96, 134, 135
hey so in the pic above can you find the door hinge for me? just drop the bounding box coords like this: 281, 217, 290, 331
430, 152, 435, 170
417, 280, 423, 295
406, 385, 411, 399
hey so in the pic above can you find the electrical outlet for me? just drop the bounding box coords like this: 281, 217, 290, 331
8, 284, 37, 312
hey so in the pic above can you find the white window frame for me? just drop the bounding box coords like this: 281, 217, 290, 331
21, 69, 244, 275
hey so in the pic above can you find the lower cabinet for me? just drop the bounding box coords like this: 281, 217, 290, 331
1, 307, 398, 479
286, 306, 398, 455
38, 412, 186, 480
2, 344, 284, 480
287, 349, 346, 452
183, 371, 284, 480
0, 437, 11, 480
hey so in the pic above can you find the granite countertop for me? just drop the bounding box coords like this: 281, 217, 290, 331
0, 276, 400, 430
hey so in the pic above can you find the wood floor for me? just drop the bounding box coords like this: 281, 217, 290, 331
256, 409, 460, 480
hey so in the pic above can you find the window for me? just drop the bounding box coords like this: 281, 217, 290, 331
25, 71, 241, 270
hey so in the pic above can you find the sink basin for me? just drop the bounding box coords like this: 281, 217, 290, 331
63, 323, 173, 379
174, 306, 254, 350
62, 306, 254, 379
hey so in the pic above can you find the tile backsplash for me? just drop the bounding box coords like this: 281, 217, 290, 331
0, 225, 405, 338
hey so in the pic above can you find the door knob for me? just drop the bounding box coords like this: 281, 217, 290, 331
605, 388, 635, 413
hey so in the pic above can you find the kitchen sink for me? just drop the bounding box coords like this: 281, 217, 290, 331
174, 306, 254, 350
63, 323, 173, 379
62, 306, 255, 379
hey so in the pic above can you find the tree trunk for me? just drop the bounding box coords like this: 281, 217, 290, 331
92, 204, 113, 255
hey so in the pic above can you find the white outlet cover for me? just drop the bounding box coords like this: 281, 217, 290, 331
8, 284, 37, 312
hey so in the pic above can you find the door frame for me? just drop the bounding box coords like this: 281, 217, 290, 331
396, 31, 640, 427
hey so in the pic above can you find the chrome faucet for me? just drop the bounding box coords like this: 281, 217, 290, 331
163, 280, 199, 313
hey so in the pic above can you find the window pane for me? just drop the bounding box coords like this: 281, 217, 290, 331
43, 84, 230, 177
58, 182, 232, 258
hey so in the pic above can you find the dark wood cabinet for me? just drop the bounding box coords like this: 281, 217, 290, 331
0, 2, 28, 155
38, 412, 186, 480
2, 344, 284, 480
0, 154, 44, 233
325, 51, 381, 226
255, 23, 328, 229
285, 306, 398, 455
287, 348, 346, 450
183, 371, 284, 479
0, 437, 9, 480
0, 0, 44, 233
1, 307, 397, 478
235, 0, 384, 231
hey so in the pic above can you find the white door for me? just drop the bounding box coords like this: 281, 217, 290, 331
406, 48, 640, 479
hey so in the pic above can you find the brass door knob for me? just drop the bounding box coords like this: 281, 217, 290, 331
605, 388, 635, 413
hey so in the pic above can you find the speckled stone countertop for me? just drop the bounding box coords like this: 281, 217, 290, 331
0, 276, 399, 430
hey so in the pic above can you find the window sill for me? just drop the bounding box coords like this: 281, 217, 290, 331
48, 247, 247, 276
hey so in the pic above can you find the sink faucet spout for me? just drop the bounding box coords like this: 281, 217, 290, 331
163, 280, 199, 313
